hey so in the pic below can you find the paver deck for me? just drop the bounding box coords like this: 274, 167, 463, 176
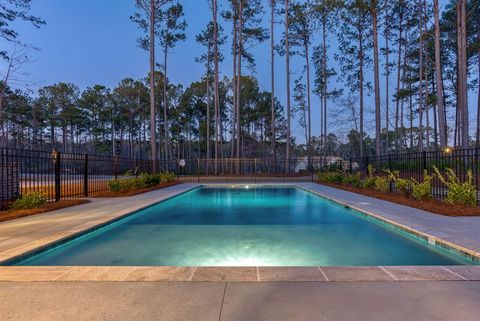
1, 182, 480, 319
1, 281, 479, 321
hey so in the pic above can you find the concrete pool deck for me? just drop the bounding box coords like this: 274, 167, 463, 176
1, 281, 480, 321
2, 182, 480, 320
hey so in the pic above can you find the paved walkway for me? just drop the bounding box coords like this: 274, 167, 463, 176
297, 183, 480, 255
1, 281, 479, 321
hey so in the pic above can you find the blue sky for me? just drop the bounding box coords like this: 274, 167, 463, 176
1, 0, 334, 142
1, 0, 476, 143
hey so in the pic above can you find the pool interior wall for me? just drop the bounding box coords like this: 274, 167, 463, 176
10, 186, 475, 266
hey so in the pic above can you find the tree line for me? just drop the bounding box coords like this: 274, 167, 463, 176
1, 0, 479, 163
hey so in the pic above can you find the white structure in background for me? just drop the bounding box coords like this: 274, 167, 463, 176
294, 156, 359, 173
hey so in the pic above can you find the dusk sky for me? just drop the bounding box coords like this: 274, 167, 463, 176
0, 0, 475, 141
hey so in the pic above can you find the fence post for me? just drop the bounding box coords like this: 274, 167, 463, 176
422, 151, 427, 171
388, 154, 392, 171
54, 151, 61, 202
365, 156, 369, 175
114, 157, 118, 180
197, 158, 200, 183
475, 148, 479, 204
349, 158, 353, 174
83, 154, 88, 197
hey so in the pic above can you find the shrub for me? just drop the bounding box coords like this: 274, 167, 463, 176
11, 192, 47, 210
140, 173, 161, 187
107, 177, 145, 192
342, 172, 361, 188
317, 171, 343, 184
385, 169, 411, 196
433, 166, 476, 206
374, 176, 390, 193
107, 179, 122, 192
107, 171, 175, 192
362, 165, 376, 189
411, 170, 433, 201
160, 171, 177, 183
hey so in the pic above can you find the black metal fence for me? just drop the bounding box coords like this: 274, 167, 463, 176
0, 148, 321, 210
2, 146, 480, 210
349, 148, 480, 202
0, 148, 157, 210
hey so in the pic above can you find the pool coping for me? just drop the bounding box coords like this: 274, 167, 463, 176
0, 182, 479, 282
0, 265, 479, 282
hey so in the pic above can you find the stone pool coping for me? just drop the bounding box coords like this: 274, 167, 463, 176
0, 266, 479, 282
0, 182, 479, 282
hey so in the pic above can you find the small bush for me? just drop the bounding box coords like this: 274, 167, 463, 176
342, 172, 361, 188
385, 169, 411, 196
374, 176, 390, 193
107, 171, 175, 193
411, 170, 433, 201
317, 171, 343, 184
140, 173, 161, 187
362, 165, 376, 189
107, 179, 122, 192
160, 171, 177, 183
11, 192, 47, 210
434, 166, 476, 206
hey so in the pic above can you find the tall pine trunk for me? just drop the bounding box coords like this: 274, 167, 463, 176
322, 17, 327, 160
236, 0, 243, 164
206, 41, 211, 167
285, 0, 291, 172
213, 0, 221, 173
457, 0, 469, 148
395, 9, 404, 150
433, 0, 447, 149
149, 0, 157, 169
305, 42, 312, 168
270, 0, 276, 166
163, 42, 169, 164
371, 8, 382, 156
418, 0, 424, 151
359, 30, 365, 158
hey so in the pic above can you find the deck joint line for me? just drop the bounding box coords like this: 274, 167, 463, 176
441, 266, 468, 281
189, 266, 198, 281
379, 266, 398, 281
317, 266, 329, 281
218, 283, 227, 321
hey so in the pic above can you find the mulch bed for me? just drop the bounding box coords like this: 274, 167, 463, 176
0, 199, 91, 223
92, 181, 181, 198
316, 181, 480, 217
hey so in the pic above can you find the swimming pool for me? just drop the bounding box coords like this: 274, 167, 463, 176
11, 186, 472, 266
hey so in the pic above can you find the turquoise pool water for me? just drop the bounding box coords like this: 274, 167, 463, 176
12, 186, 471, 266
